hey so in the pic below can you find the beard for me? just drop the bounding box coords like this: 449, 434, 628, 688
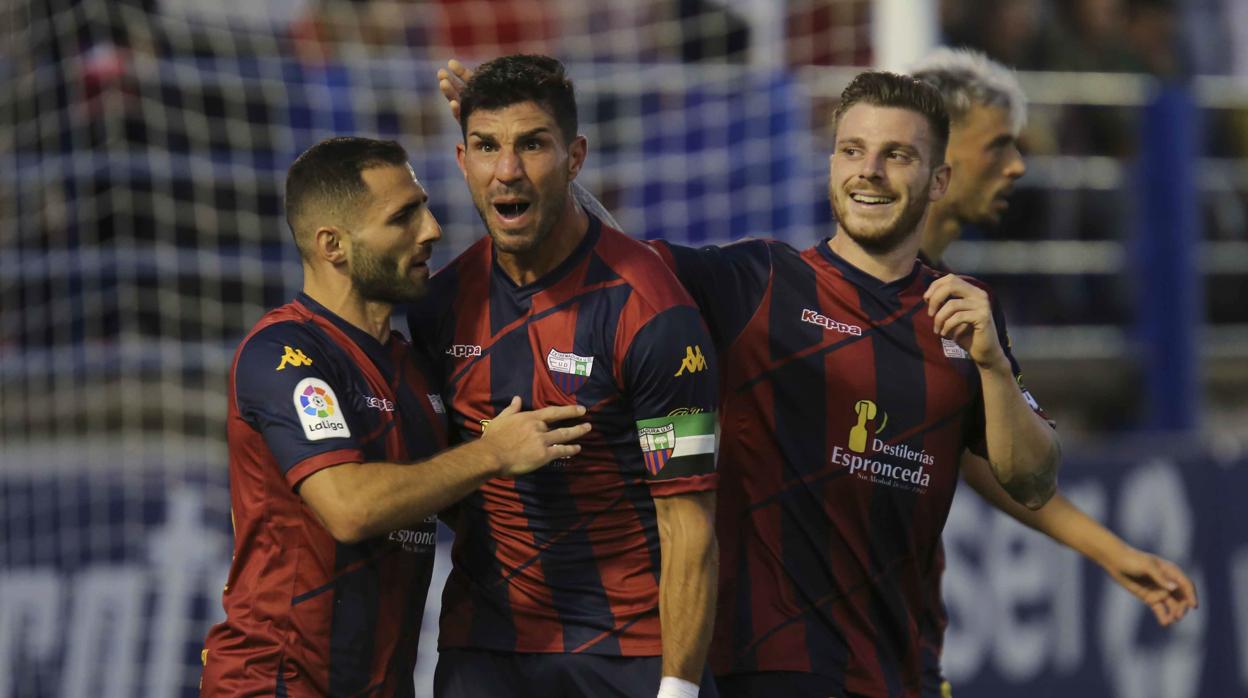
829, 181, 931, 256
350, 239, 426, 304
474, 183, 568, 257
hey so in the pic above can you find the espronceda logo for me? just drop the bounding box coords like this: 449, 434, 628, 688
832, 399, 934, 493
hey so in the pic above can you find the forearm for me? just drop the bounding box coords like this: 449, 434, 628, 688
303, 439, 501, 543
963, 455, 1125, 565
656, 493, 718, 683
978, 362, 1060, 508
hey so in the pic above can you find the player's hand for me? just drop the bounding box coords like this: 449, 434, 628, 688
481, 396, 591, 478
437, 59, 473, 122
923, 274, 1008, 371
1103, 546, 1198, 626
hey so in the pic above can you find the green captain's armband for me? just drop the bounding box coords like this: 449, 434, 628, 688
636, 411, 717, 481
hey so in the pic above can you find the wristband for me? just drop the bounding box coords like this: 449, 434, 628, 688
657, 676, 699, 698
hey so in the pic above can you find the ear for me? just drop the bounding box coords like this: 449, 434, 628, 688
455, 142, 467, 179
313, 225, 349, 265
928, 162, 952, 202
566, 135, 588, 182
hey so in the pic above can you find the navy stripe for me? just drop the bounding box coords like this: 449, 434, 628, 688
275, 656, 288, 698
858, 283, 926, 696
459, 492, 517, 649
734, 302, 925, 396
446, 280, 630, 390
766, 249, 847, 679
328, 554, 381, 697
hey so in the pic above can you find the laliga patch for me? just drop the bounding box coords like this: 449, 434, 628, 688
546, 348, 594, 393
293, 377, 350, 441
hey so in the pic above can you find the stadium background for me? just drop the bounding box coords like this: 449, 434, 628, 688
2, 0, 1247, 695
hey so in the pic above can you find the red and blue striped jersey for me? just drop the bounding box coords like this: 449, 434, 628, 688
653, 238, 1039, 697
407, 216, 718, 656
202, 293, 447, 698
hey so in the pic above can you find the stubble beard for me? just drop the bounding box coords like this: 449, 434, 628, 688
830, 183, 931, 256
350, 239, 425, 304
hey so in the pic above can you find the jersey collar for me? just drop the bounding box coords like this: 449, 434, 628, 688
491, 214, 602, 301
813, 237, 923, 296
295, 292, 393, 355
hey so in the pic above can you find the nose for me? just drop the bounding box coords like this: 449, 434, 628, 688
857, 152, 886, 181
1004, 144, 1025, 179
416, 210, 443, 246
493, 147, 524, 184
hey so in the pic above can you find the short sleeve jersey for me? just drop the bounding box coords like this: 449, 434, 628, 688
652, 238, 1048, 697
202, 294, 447, 698
407, 216, 719, 656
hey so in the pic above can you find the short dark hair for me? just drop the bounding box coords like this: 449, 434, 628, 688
832, 71, 950, 166
458, 54, 578, 144
284, 136, 409, 257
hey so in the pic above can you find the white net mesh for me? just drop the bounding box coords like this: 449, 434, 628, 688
0, 1, 869, 695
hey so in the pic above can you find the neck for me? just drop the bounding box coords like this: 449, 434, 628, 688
301, 266, 392, 343
495, 194, 589, 287
827, 225, 922, 283
919, 201, 962, 266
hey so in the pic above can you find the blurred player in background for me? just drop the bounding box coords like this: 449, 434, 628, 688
201, 136, 590, 697
909, 45, 1197, 693
408, 56, 720, 698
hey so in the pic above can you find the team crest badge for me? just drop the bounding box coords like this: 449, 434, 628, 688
546, 348, 594, 393
638, 423, 676, 475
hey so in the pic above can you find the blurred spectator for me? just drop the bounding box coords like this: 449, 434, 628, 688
291, 0, 430, 66
786, 0, 871, 67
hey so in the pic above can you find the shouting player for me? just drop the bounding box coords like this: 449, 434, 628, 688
409, 56, 720, 698
201, 137, 590, 697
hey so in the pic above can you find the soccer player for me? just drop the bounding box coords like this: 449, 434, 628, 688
408, 55, 720, 698
200, 137, 591, 697
909, 46, 1197, 691
652, 70, 1063, 697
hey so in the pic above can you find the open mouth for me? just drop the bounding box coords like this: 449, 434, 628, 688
493, 202, 531, 220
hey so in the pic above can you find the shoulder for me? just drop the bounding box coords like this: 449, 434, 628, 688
594, 226, 694, 312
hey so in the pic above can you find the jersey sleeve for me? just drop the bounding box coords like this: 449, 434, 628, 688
648, 239, 772, 348
234, 324, 363, 488
965, 287, 1053, 457
622, 304, 720, 497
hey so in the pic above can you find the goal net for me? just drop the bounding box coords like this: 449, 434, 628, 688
0, 1, 870, 695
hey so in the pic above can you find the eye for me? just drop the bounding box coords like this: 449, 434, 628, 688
840, 146, 862, 156
888, 151, 913, 162
522, 138, 543, 151
475, 141, 497, 153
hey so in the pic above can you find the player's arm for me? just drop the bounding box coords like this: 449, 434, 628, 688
924, 275, 1059, 508
961, 453, 1198, 625
298, 397, 590, 543
623, 302, 720, 693
654, 490, 717, 691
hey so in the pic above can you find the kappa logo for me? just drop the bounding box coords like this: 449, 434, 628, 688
547, 348, 594, 393
674, 345, 707, 376
447, 344, 482, 359
800, 308, 862, 337
277, 346, 313, 371
363, 395, 395, 412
